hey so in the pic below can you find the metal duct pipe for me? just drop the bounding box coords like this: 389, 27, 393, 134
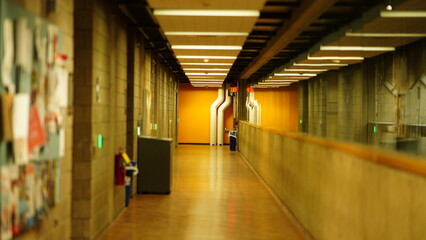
257, 102, 262, 126
249, 92, 256, 124
210, 88, 224, 145
245, 93, 250, 121
217, 89, 232, 145
253, 100, 260, 125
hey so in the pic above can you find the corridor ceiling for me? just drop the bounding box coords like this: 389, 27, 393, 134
114, 0, 426, 88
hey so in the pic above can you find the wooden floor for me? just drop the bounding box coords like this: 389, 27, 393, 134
99, 145, 305, 240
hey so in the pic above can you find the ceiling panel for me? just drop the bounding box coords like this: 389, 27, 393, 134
166, 35, 248, 45
148, 0, 266, 10
179, 58, 236, 64
156, 16, 259, 32
287, 64, 344, 70
173, 49, 241, 56
299, 59, 363, 65
393, 0, 426, 10
310, 49, 388, 59
183, 68, 230, 71
354, 18, 426, 34
330, 36, 424, 48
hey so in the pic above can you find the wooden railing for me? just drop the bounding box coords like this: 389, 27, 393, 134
239, 121, 426, 240
241, 121, 426, 177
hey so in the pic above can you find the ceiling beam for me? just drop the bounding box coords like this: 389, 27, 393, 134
239, 0, 339, 79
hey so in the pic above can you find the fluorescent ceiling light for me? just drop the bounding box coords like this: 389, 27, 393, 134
255, 86, 280, 88
264, 80, 299, 82
274, 73, 317, 77
191, 81, 224, 84
192, 84, 222, 87
165, 31, 249, 36
180, 63, 233, 66
380, 11, 426, 18
294, 63, 348, 67
188, 75, 225, 78
270, 76, 310, 79
153, 9, 260, 17
183, 68, 230, 71
189, 78, 225, 82
285, 69, 328, 72
186, 73, 228, 76
321, 46, 395, 51
188, 79, 225, 81
172, 45, 242, 50
192, 83, 222, 85
177, 56, 237, 60
258, 83, 290, 85
259, 83, 292, 85
346, 32, 426, 38
307, 56, 364, 60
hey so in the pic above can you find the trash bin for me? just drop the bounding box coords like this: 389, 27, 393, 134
229, 130, 237, 151
125, 161, 138, 206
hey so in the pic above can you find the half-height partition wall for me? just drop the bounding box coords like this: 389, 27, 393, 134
239, 121, 426, 240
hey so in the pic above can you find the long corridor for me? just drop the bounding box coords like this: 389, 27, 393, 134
99, 145, 305, 240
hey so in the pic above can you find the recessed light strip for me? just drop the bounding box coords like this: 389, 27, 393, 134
275, 73, 317, 77
177, 56, 237, 60
380, 11, 426, 18
186, 73, 228, 76
184, 68, 230, 71
165, 31, 249, 36
294, 63, 348, 67
320, 46, 395, 51
153, 9, 260, 17
264, 80, 299, 82
269, 76, 311, 80
188, 79, 225, 81
255, 83, 291, 86
190, 81, 224, 83
346, 32, 426, 38
285, 69, 328, 72
307, 56, 364, 60
173, 45, 242, 50
180, 63, 233, 66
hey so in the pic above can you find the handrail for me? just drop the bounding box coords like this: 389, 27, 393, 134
240, 121, 426, 177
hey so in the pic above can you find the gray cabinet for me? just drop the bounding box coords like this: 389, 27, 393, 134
137, 136, 172, 194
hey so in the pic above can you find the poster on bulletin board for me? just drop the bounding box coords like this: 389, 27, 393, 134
0, 0, 68, 239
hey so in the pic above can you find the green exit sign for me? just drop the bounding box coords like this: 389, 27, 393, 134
98, 135, 103, 148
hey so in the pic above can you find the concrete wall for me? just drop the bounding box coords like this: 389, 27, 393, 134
73, 1, 126, 238
239, 121, 426, 240
127, 30, 178, 153
73, 1, 178, 239
9, 0, 74, 239
254, 85, 299, 132
178, 84, 233, 144
299, 39, 426, 155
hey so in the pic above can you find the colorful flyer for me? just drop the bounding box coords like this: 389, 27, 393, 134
1, 166, 13, 240
28, 106, 46, 154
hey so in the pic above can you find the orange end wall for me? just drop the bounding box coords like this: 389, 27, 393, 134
254, 85, 299, 131
178, 83, 233, 144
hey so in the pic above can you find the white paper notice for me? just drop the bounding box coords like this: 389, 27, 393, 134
13, 94, 30, 164
16, 18, 33, 72
1, 19, 15, 94
55, 67, 69, 107
59, 128, 65, 157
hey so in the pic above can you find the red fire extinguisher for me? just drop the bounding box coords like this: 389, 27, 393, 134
115, 152, 125, 185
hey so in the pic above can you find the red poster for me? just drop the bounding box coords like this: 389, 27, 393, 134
28, 106, 46, 153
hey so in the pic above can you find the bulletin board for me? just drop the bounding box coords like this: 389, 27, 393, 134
0, 0, 68, 239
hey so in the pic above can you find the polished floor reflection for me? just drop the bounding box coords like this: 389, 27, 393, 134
99, 145, 305, 240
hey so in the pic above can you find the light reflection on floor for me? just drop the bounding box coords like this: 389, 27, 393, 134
99, 145, 305, 240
